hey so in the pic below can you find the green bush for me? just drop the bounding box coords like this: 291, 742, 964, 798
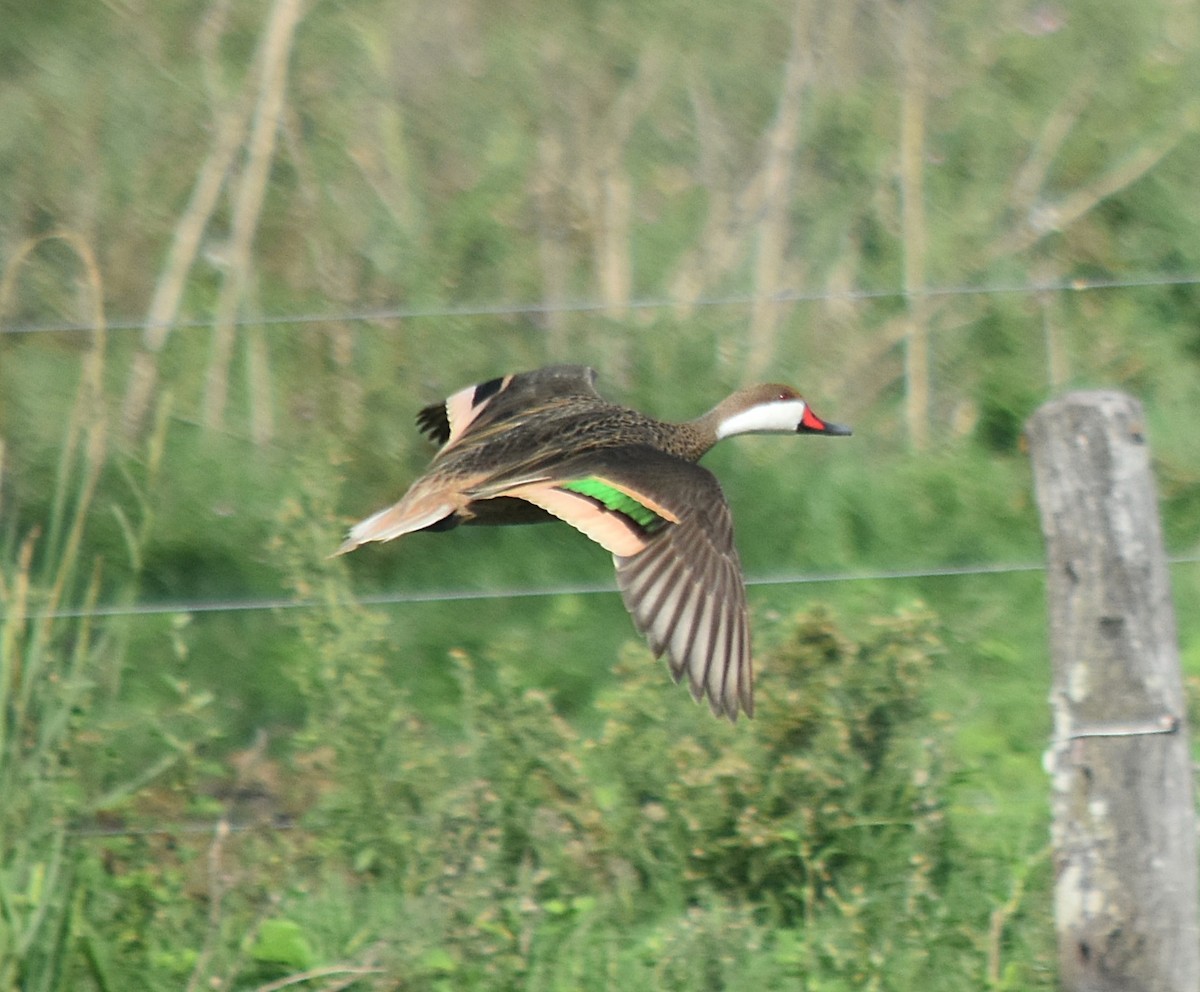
593, 606, 947, 924
268, 485, 978, 988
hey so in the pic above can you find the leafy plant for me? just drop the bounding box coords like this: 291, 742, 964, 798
0, 360, 223, 992
261, 483, 1016, 987
0, 321, 114, 992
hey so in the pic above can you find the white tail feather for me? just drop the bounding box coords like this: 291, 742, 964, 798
335, 501, 453, 555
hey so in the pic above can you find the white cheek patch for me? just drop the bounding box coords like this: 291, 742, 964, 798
716, 399, 807, 438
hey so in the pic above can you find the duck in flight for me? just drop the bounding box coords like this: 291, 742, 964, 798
336, 365, 851, 720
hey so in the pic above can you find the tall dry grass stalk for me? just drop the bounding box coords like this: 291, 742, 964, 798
120, 85, 257, 440
0, 229, 109, 569
122, 0, 308, 441
897, 0, 930, 452
744, 0, 812, 383
202, 0, 305, 434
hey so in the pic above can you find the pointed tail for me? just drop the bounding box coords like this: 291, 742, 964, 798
334, 499, 454, 555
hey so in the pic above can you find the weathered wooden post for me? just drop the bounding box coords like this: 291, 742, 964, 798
1028, 390, 1199, 992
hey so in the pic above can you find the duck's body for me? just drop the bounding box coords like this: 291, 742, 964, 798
337, 365, 850, 720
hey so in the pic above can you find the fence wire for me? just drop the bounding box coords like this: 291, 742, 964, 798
4, 270, 1200, 337
13, 553, 1200, 625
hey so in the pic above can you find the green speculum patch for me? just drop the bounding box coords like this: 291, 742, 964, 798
559, 478, 668, 533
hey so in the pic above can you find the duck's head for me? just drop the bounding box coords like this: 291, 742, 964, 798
714, 384, 852, 440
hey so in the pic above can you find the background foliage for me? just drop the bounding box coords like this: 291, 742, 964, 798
1, 0, 1198, 988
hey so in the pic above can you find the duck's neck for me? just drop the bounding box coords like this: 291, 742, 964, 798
669, 407, 726, 462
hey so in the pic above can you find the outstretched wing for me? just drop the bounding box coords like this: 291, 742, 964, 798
416, 365, 602, 451
472, 447, 753, 720
611, 473, 752, 721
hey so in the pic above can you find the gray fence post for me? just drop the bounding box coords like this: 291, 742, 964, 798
1027, 390, 1199, 991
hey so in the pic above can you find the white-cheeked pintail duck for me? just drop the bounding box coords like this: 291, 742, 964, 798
336, 365, 851, 721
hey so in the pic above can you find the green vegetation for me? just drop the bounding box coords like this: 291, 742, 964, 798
2, 0, 1199, 988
